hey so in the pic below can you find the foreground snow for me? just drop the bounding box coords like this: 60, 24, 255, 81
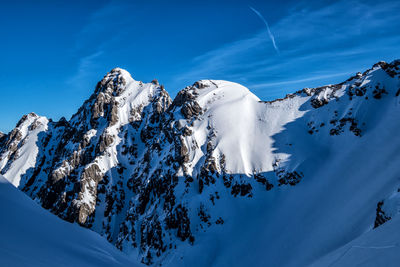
311, 216, 400, 267
0, 175, 140, 267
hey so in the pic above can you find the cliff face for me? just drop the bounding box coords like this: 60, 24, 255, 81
1, 60, 400, 266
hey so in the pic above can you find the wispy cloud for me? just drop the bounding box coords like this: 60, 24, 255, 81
172, 0, 400, 100
67, 1, 132, 90
67, 50, 104, 87
73, 1, 131, 53
249, 6, 279, 54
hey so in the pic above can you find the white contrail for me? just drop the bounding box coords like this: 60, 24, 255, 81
249, 6, 280, 54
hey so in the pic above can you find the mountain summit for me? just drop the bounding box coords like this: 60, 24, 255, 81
1, 60, 400, 266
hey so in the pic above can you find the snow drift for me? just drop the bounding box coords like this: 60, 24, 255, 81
0, 175, 139, 267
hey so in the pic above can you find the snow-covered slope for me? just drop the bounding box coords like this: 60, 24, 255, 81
311, 216, 400, 267
1, 60, 400, 266
0, 175, 139, 267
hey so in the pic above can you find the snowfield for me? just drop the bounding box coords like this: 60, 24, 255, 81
0, 175, 140, 267
311, 216, 400, 267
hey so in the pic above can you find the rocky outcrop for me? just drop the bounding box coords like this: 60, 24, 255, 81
76, 164, 103, 224
171, 81, 208, 120
374, 60, 400, 78
374, 200, 392, 228
0, 132, 5, 147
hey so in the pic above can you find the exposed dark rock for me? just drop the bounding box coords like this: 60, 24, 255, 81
55, 117, 69, 128
231, 183, 252, 197
311, 98, 329, 108
181, 101, 202, 119
77, 164, 103, 224
140, 216, 166, 264
193, 80, 209, 89
215, 217, 224, 225
198, 204, 211, 227
254, 174, 273, 191
356, 86, 367, 96
372, 84, 388, 99
171, 87, 196, 108
176, 136, 189, 164
374, 201, 391, 228
165, 204, 194, 243
0, 132, 6, 147
109, 100, 119, 126
377, 60, 400, 78
329, 115, 362, 137
182, 126, 193, 137
277, 170, 303, 186
97, 132, 115, 153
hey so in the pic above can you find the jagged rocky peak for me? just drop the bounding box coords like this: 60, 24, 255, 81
6, 112, 47, 135
16, 112, 38, 126
0, 112, 48, 186
71, 68, 133, 129
69, 68, 172, 132
6, 112, 48, 142
0, 112, 46, 153
16, 68, 174, 228
94, 68, 129, 96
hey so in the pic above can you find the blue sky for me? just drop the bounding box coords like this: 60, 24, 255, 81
1, 0, 400, 132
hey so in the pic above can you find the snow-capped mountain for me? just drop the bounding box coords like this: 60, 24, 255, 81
1, 60, 400, 266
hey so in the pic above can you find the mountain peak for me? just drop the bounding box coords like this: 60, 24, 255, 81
15, 112, 38, 126
94, 68, 132, 97
70, 68, 171, 131
14, 112, 47, 133
172, 80, 257, 111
